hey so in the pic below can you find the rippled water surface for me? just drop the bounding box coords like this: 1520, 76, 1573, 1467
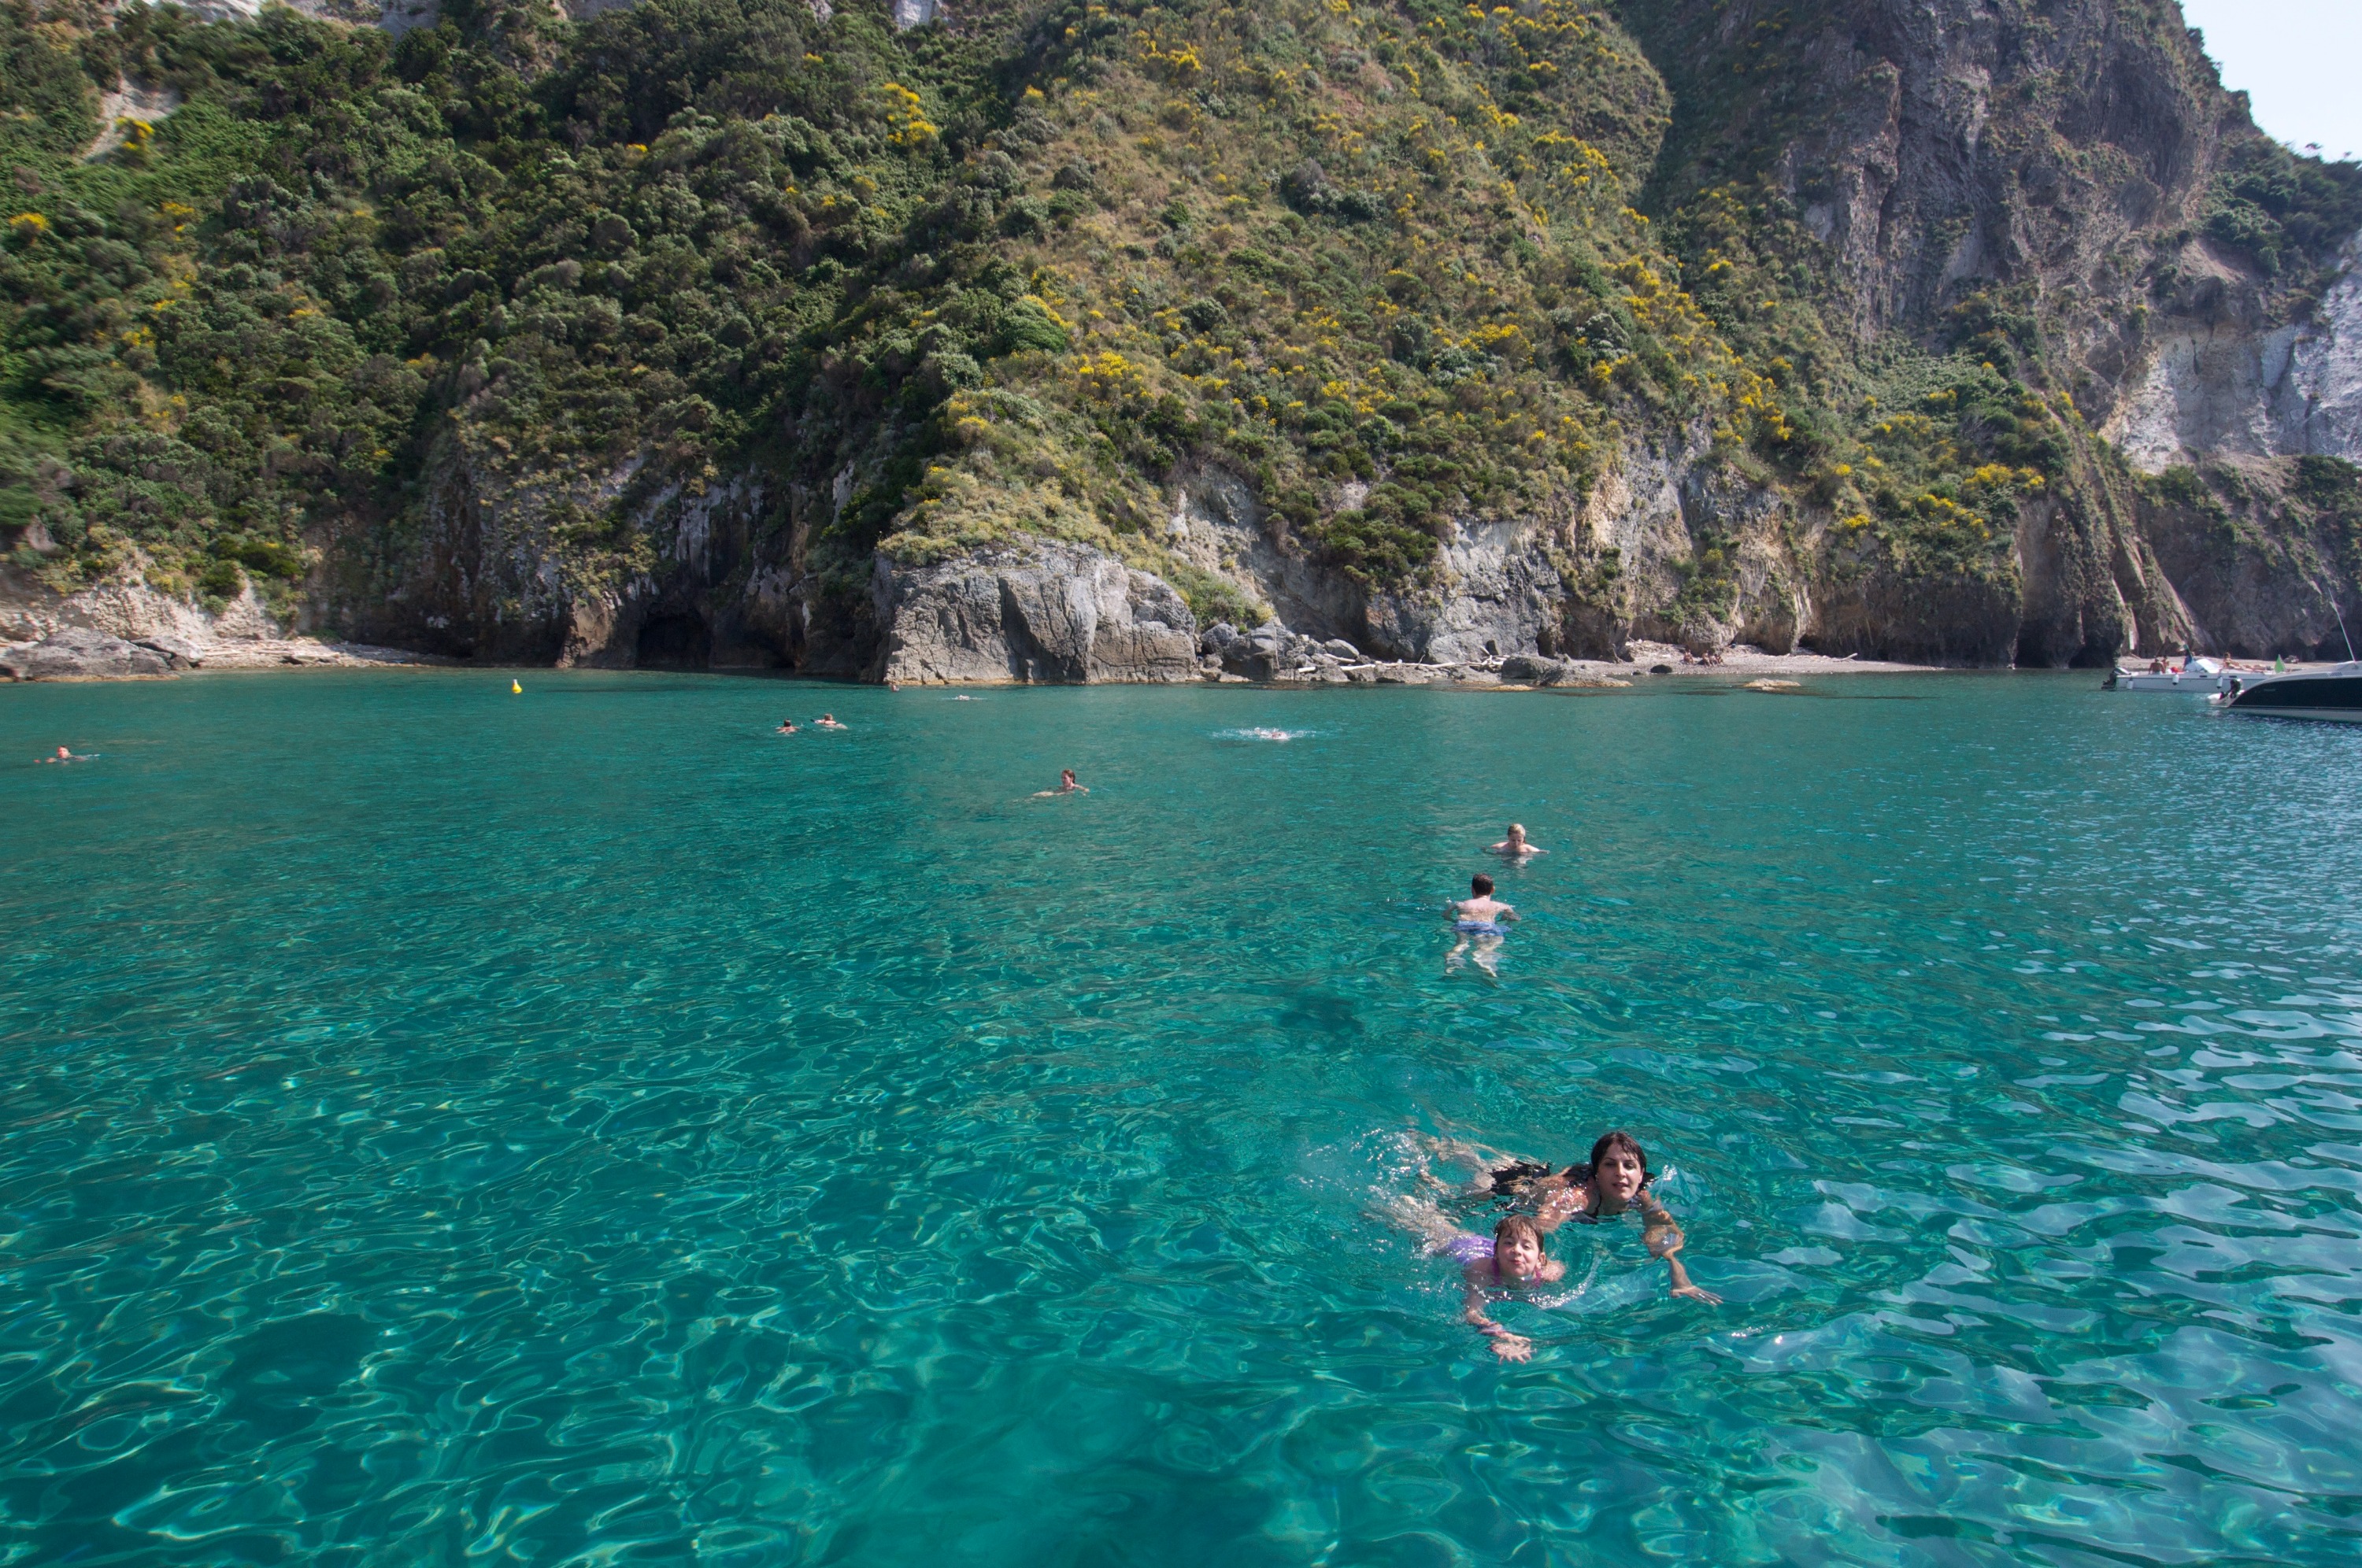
5, 670, 2360, 1566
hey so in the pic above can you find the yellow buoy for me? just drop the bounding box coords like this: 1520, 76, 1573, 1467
511, 679, 522, 694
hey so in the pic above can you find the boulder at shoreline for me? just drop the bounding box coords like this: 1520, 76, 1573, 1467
1, 627, 176, 681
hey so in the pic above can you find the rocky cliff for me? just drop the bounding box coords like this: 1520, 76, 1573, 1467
4, 0, 2357, 677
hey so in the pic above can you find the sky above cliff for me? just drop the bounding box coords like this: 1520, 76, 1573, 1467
2182, 0, 2362, 164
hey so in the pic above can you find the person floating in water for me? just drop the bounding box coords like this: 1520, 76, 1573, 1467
815, 713, 846, 730
1381, 1200, 1566, 1361
41, 745, 91, 764
776, 719, 798, 734
1489, 823, 1544, 859
1420, 1130, 1720, 1304
1446, 873, 1516, 974
1034, 768, 1088, 797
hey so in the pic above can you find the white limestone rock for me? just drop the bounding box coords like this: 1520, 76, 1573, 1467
872, 542, 1201, 684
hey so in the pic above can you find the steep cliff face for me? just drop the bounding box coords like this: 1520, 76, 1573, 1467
1604, 0, 2360, 663
5, 0, 2356, 675
2136, 455, 2362, 658
408, 0, 2356, 674
2105, 238, 2362, 472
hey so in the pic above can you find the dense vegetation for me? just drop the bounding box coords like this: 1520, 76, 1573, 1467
2, 0, 2356, 645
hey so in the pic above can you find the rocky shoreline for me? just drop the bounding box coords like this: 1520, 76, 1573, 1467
0, 626, 437, 681
21, 561, 2332, 687
0, 575, 442, 682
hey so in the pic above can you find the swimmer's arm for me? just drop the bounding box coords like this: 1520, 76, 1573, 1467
1641, 1196, 1721, 1304
1461, 1272, 1531, 1361
1530, 1181, 1583, 1235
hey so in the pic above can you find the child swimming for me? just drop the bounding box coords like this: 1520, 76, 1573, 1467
1383, 1199, 1566, 1361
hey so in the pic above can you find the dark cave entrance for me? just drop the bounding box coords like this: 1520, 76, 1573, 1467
636, 612, 713, 668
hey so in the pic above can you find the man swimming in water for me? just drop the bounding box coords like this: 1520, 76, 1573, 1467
816, 713, 846, 730
776, 719, 798, 734
1034, 768, 1088, 796
1489, 823, 1544, 859
1446, 874, 1516, 975
41, 745, 91, 764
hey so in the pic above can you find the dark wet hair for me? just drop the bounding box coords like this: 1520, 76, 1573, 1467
1472, 873, 1494, 896
1582, 1130, 1651, 1187
1483, 1159, 1554, 1198
1494, 1214, 1545, 1251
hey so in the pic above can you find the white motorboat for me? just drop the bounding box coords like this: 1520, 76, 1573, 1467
2104, 656, 2275, 693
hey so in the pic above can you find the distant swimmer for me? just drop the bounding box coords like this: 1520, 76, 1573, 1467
816, 713, 846, 730
41, 745, 92, 764
1489, 823, 1544, 859
1446, 873, 1516, 975
886, 680, 901, 692
1034, 768, 1089, 797
776, 719, 798, 734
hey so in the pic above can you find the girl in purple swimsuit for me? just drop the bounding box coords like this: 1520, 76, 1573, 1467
1447, 1215, 1564, 1361
1376, 1200, 1567, 1362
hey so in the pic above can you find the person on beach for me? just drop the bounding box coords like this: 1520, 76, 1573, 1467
1035, 768, 1088, 797
816, 714, 846, 730
1489, 823, 1544, 859
1381, 1203, 1566, 1361
1446, 874, 1516, 975
1417, 1130, 1720, 1304
776, 719, 798, 734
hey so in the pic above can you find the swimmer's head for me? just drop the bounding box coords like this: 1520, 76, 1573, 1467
1061, 769, 1077, 786
1471, 873, 1494, 897
1493, 1214, 1547, 1279
1506, 823, 1526, 841
1586, 1130, 1650, 1204
55, 746, 68, 758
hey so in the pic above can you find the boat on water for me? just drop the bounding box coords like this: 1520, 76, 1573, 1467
2104, 656, 2272, 693
2213, 661, 2362, 723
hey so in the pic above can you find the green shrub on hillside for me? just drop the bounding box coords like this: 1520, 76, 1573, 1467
6, 0, 2350, 638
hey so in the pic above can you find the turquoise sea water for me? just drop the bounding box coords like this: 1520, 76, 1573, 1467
3, 670, 2360, 1566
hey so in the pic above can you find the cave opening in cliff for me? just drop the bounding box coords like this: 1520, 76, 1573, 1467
635, 612, 713, 669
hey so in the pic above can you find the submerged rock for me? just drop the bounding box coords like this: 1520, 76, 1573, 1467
1, 627, 176, 681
